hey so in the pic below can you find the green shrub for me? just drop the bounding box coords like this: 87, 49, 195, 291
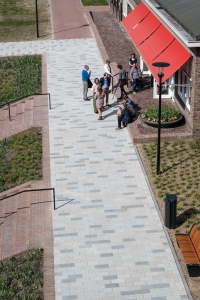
141, 106, 180, 122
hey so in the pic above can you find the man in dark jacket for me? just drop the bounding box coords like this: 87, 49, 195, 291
130, 63, 142, 94
100, 73, 111, 106
117, 64, 127, 100
115, 102, 132, 130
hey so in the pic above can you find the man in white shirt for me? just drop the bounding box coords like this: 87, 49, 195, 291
104, 60, 112, 77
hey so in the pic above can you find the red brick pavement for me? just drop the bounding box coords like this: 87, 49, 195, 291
50, 0, 93, 39
0, 55, 55, 300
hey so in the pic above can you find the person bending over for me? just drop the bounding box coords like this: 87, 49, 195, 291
115, 102, 132, 130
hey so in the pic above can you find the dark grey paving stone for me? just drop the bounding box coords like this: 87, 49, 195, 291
60, 249, 73, 253
103, 275, 118, 280
123, 238, 135, 242
150, 267, 165, 272
102, 230, 115, 234
68, 274, 83, 279
132, 225, 145, 228
152, 249, 165, 253
61, 278, 76, 283
94, 264, 109, 269
84, 234, 97, 238
121, 289, 149, 296
135, 215, 148, 219
71, 217, 83, 221
99, 252, 113, 258
105, 283, 119, 288
135, 261, 149, 265
112, 245, 124, 249
89, 225, 102, 228
53, 227, 65, 231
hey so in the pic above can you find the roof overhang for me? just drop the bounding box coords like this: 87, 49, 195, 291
144, 0, 200, 48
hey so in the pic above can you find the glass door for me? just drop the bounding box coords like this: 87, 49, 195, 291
153, 75, 174, 99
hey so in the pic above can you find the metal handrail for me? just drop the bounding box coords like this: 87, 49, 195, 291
0, 93, 51, 121
111, 71, 128, 93
0, 187, 56, 210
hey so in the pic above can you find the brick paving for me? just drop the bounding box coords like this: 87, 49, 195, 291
0, 54, 55, 299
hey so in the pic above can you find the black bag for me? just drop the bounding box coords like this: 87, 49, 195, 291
88, 78, 92, 88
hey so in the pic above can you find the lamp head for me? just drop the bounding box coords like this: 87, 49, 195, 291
152, 62, 170, 76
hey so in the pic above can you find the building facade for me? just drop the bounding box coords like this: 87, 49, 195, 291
121, 0, 200, 139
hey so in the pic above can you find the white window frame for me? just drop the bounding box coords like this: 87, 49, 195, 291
177, 61, 192, 111
153, 75, 175, 99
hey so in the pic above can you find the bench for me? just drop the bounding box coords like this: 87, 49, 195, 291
175, 224, 200, 277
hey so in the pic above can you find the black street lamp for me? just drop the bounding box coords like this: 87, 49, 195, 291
152, 62, 170, 175
35, 0, 39, 38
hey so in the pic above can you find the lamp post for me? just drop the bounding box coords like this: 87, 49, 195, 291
35, 0, 39, 38
152, 62, 170, 175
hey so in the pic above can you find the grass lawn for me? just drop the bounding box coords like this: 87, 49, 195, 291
0, 55, 41, 105
139, 139, 200, 234
0, 132, 42, 192
0, 0, 51, 42
81, 0, 108, 6
0, 248, 43, 299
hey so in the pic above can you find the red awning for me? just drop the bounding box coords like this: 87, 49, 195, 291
129, 12, 161, 46
121, 2, 150, 32
122, 2, 191, 83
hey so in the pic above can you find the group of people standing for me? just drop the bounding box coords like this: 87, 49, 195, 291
81, 54, 141, 127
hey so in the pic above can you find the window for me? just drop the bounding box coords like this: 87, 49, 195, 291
177, 58, 192, 110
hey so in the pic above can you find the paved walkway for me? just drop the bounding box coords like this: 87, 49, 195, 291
0, 38, 190, 299
50, 0, 92, 39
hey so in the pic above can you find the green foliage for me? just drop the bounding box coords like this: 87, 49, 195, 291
142, 138, 200, 234
0, 132, 42, 192
81, 0, 108, 5
0, 249, 43, 299
141, 106, 179, 122
0, 55, 41, 106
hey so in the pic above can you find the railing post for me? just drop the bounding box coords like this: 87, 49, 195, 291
53, 188, 56, 210
35, 0, 39, 38
48, 93, 51, 109
120, 2, 123, 21
112, 76, 114, 93
116, 0, 118, 18
8, 103, 11, 121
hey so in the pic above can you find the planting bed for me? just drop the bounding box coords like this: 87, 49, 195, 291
0, 131, 42, 192
138, 139, 200, 299
0, 55, 41, 106
0, 248, 43, 300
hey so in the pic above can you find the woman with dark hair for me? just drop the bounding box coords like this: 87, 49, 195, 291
117, 64, 127, 100
91, 78, 100, 113
129, 53, 137, 70
95, 86, 105, 120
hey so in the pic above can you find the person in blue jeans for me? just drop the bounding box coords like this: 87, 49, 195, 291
130, 63, 141, 94
82, 65, 91, 100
